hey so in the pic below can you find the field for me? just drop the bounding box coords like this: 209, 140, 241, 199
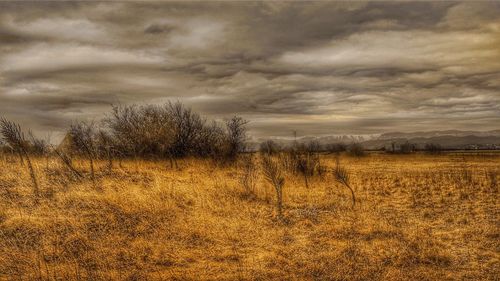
0, 152, 498, 280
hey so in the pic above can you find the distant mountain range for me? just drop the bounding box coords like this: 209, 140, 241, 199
249, 130, 500, 150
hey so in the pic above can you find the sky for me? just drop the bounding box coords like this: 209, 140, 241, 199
0, 1, 499, 140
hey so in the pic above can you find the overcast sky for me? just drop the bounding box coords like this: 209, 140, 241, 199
0, 1, 499, 140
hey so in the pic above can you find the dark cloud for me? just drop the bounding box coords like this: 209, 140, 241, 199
0, 1, 499, 141
144, 23, 174, 35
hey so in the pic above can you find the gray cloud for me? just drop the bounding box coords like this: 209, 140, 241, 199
0, 1, 499, 140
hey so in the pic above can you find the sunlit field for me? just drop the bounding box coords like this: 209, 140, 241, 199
0, 152, 498, 280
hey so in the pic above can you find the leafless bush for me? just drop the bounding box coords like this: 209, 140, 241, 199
277, 147, 294, 172
225, 116, 248, 161
388, 141, 416, 154
96, 130, 115, 173
262, 155, 285, 219
325, 143, 347, 154
104, 102, 246, 162
334, 157, 356, 208
277, 145, 325, 188
0, 118, 40, 204
69, 121, 98, 185
105, 104, 175, 158
424, 143, 443, 154
193, 122, 225, 166
347, 143, 366, 157
167, 101, 207, 158
260, 140, 281, 155
296, 153, 323, 189
305, 140, 322, 153
400, 141, 415, 154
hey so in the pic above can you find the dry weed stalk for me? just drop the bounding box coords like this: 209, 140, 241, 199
297, 154, 322, 189
97, 130, 114, 173
334, 157, 356, 208
53, 147, 84, 179
0, 118, 40, 204
239, 155, 258, 197
486, 169, 498, 193
262, 155, 285, 219
69, 122, 98, 186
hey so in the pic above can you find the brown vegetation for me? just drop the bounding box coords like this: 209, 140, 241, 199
0, 152, 498, 280
0, 105, 498, 280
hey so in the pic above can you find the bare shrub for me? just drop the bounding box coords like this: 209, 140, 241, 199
104, 102, 245, 163
106, 104, 175, 158
195, 122, 225, 164
347, 143, 365, 157
69, 122, 98, 185
225, 116, 248, 161
296, 153, 322, 189
262, 155, 285, 219
260, 140, 281, 155
166, 101, 207, 158
325, 143, 347, 154
400, 141, 415, 154
0, 118, 40, 204
388, 141, 416, 154
305, 140, 322, 153
277, 144, 325, 188
96, 130, 115, 173
424, 143, 443, 154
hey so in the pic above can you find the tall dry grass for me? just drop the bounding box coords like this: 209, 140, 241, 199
0, 152, 498, 280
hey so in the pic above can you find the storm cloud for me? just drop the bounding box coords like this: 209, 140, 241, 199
0, 1, 499, 139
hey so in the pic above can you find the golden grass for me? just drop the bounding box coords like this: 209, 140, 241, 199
0, 153, 498, 280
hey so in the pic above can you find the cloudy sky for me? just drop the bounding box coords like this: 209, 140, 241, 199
0, 1, 499, 140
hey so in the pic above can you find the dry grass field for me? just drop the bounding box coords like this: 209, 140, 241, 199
0, 152, 498, 280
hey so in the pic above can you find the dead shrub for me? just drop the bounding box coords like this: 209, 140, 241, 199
347, 143, 366, 157
278, 145, 325, 188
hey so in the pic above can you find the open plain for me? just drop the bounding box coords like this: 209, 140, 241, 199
0, 152, 498, 280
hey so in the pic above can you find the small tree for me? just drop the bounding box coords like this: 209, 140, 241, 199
262, 155, 285, 219
0, 119, 40, 204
